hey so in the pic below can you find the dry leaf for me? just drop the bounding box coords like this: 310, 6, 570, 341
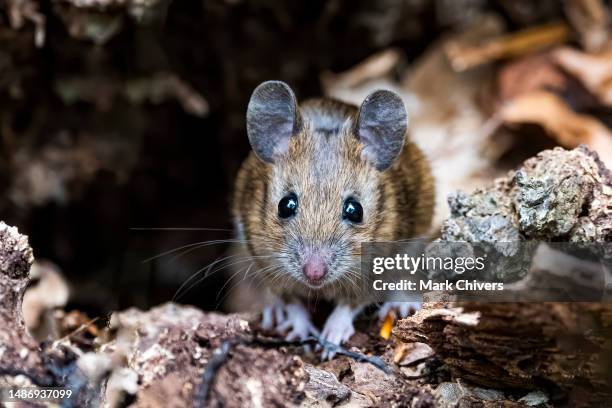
444, 21, 571, 72
500, 90, 612, 168
564, 0, 611, 52
496, 53, 568, 104
394, 342, 434, 366
553, 47, 612, 106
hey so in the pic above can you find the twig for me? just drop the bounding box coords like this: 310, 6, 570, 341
193, 340, 233, 407
444, 22, 571, 71
309, 336, 390, 374
53, 316, 100, 346
249, 334, 389, 373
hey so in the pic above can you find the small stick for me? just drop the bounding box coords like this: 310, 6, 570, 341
308, 336, 390, 374
53, 316, 100, 346
193, 340, 233, 407
445, 22, 571, 71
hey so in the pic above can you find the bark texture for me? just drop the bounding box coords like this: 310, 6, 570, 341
396, 146, 612, 407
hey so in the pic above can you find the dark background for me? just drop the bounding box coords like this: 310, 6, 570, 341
0, 0, 569, 316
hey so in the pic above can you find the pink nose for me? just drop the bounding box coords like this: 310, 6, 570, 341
303, 255, 327, 282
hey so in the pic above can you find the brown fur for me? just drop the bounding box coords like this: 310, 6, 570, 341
232, 98, 434, 302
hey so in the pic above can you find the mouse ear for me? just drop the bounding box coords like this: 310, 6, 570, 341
246, 80, 301, 163
355, 90, 407, 171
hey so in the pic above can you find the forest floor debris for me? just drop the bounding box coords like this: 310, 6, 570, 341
2, 1, 612, 406
2, 146, 611, 407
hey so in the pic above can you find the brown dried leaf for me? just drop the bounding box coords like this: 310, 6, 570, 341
496, 53, 568, 104
500, 90, 612, 168
553, 46, 612, 106
444, 21, 571, 72
394, 342, 434, 366
564, 0, 611, 52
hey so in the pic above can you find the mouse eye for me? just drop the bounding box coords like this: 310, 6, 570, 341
342, 197, 363, 223
278, 193, 298, 219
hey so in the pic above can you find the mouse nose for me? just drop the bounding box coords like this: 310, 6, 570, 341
303, 254, 328, 282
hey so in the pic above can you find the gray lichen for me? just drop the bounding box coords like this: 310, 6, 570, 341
442, 146, 612, 242
435, 146, 612, 282
514, 146, 610, 239
0, 221, 34, 280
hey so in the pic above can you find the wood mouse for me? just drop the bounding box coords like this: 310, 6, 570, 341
232, 80, 434, 356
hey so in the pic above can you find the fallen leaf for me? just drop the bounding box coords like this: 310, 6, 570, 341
564, 0, 611, 52
500, 90, 612, 168
444, 21, 571, 72
394, 342, 434, 366
553, 47, 612, 106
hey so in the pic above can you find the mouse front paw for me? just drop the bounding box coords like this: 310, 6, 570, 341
320, 305, 360, 360
261, 300, 286, 331
275, 302, 319, 341
377, 301, 421, 320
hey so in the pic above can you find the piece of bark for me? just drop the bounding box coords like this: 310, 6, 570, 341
395, 302, 612, 406
302, 364, 351, 406
0, 222, 103, 407
104, 305, 308, 407
443, 145, 612, 243
0, 221, 46, 381
341, 356, 435, 407
104, 305, 440, 408
396, 146, 612, 406
394, 342, 435, 366
432, 145, 611, 289
433, 381, 525, 408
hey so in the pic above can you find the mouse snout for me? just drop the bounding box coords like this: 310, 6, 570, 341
302, 253, 328, 283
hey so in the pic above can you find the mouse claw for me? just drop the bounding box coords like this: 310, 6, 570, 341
320, 305, 358, 360
377, 301, 421, 321
320, 323, 355, 360
276, 303, 318, 341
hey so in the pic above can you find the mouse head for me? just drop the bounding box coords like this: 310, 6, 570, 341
245, 80, 407, 292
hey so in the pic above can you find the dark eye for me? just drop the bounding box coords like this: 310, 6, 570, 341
278, 193, 298, 219
342, 197, 363, 223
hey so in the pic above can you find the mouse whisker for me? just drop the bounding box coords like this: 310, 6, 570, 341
256, 265, 288, 292
130, 227, 234, 232
214, 263, 285, 309
173, 254, 275, 301
214, 261, 255, 306
142, 239, 249, 263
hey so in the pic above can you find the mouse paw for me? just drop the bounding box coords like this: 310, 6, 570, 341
320, 305, 358, 360
377, 301, 421, 321
275, 303, 319, 341
261, 300, 286, 331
